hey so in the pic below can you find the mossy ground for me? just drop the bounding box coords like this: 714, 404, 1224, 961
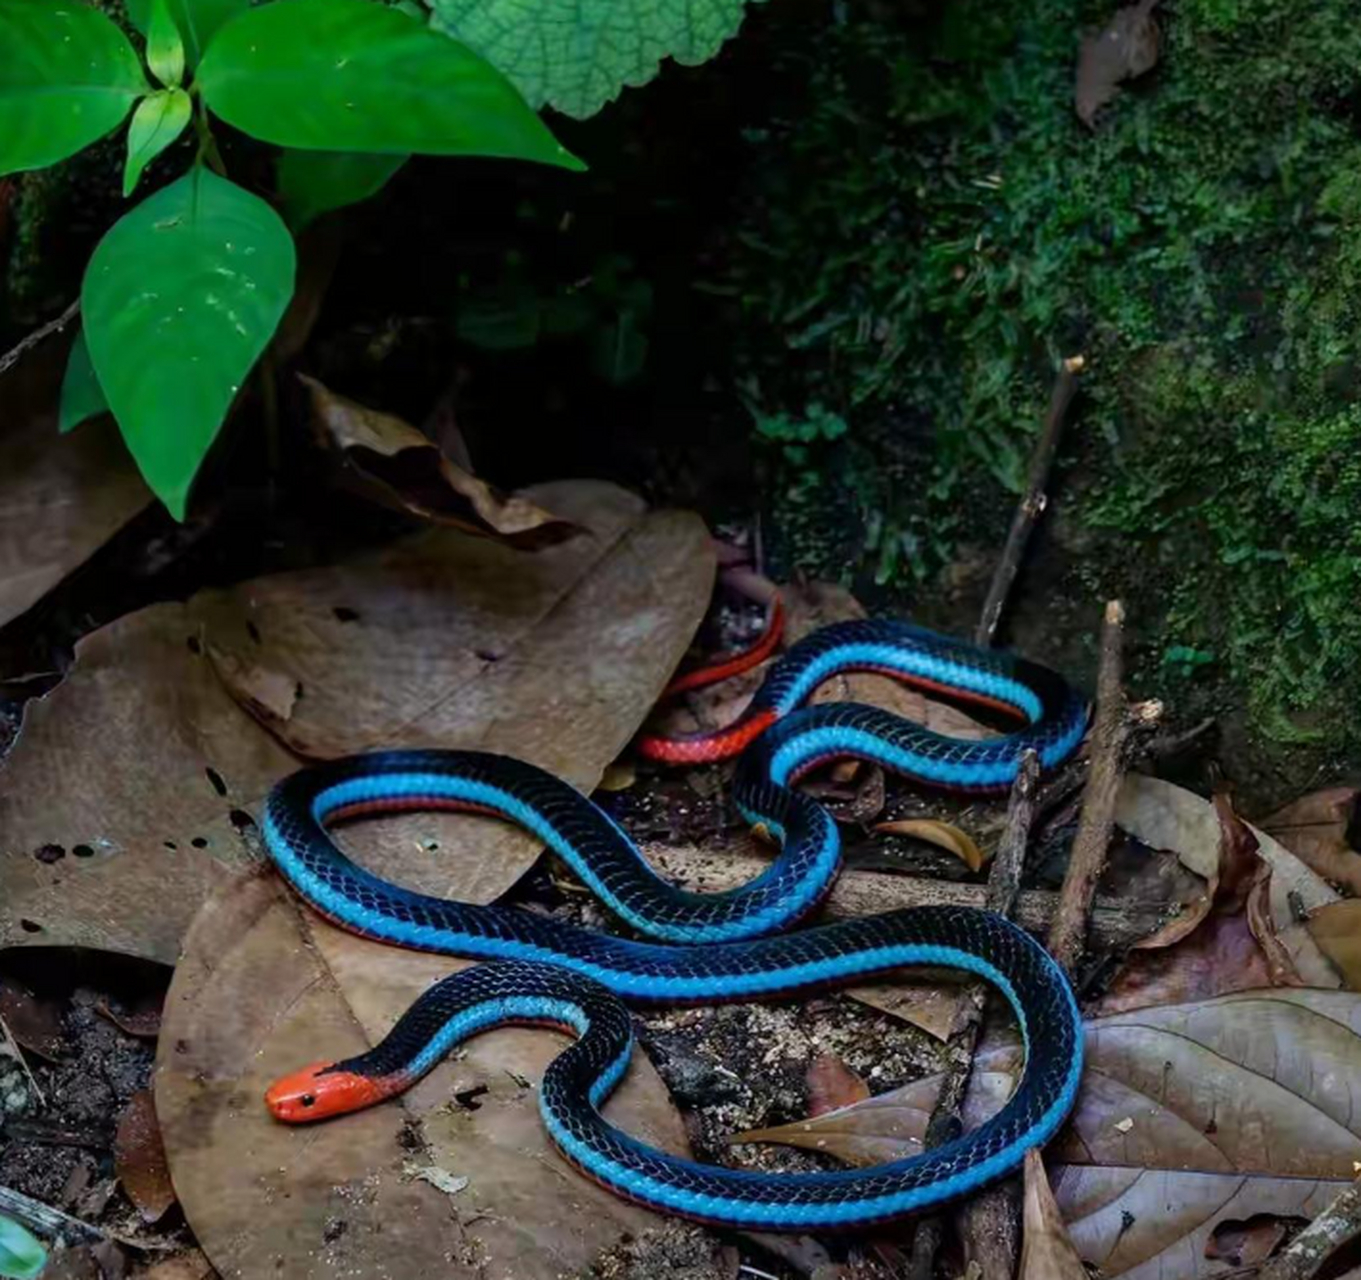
721, 0, 1361, 795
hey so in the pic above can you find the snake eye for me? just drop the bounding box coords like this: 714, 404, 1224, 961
300, 1093, 316, 1108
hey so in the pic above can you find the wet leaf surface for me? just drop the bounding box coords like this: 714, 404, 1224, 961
156, 873, 690, 1280
0, 482, 712, 961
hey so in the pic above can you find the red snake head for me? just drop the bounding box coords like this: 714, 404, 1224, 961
265, 1061, 393, 1122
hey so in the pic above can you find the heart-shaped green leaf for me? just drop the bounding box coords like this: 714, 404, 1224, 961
126, 0, 248, 67
196, 0, 583, 169
276, 149, 408, 230
82, 168, 296, 518
59, 329, 110, 433
123, 89, 192, 196
0, 0, 147, 175
146, 0, 186, 86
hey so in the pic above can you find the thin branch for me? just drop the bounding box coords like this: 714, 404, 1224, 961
974, 356, 1084, 648
905, 751, 1041, 1280
1257, 1173, 1361, 1280
0, 299, 79, 381
1048, 599, 1127, 978
0, 1184, 103, 1245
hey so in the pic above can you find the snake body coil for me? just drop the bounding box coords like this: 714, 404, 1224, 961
262, 620, 1088, 1231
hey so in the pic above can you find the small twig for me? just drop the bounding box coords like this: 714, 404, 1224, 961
0, 298, 79, 381
1048, 599, 1127, 978
906, 752, 1040, 1280
1257, 1173, 1361, 1280
0, 1008, 46, 1110
974, 356, 1084, 648
0, 1184, 103, 1245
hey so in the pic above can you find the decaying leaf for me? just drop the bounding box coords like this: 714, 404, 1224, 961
732, 990, 1361, 1276
1306, 900, 1361, 989
1075, 0, 1161, 129
1204, 1214, 1295, 1268
1261, 787, 1361, 896
0, 482, 713, 962
0, 982, 65, 1061
114, 1090, 176, 1223
874, 819, 987, 872
845, 973, 966, 1041
806, 1052, 870, 1116
156, 874, 690, 1280
1020, 1150, 1089, 1280
0, 340, 150, 632
302, 375, 581, 546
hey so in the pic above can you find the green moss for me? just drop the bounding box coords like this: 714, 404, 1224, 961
725, 0, 1361, 746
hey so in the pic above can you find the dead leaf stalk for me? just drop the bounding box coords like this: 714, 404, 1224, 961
974, 358, 1083, 648
905, 751, 1040, 1280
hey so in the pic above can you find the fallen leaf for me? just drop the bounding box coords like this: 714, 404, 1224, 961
806, 1053, 869, 1116
302, 375, 579, 546
114, 1090, 176, 1223
131, 1249, 216, 1280
845, 973, 966, 1041
156, 873, 690, 1280
1211, 789, 1263, 915
1260, 787, 1361, 897
0, 335, 151, 632
0, 482, 713, 962
1306, 900, 1361, 989
0, 982, 65, 1060
403, 1163, 469, 1197
1204, 1213, 1295, 1268
874, 819, 987, 872
1020, 1149, 1089, 1280
94, 997, 163, 1040
1075, 0, 1161, 129
1245, 870, 1302, 988
1114, 776, 1340, 992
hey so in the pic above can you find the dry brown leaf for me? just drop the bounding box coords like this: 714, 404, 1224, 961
0, 981, 65, 1060
806, 1053, 870, 1116
1204, 1214, 1295, 1268
95, 997, 163, 1040
1212, 788, 1264, 915
114, 1090, 176, 1223
1261, 787, 1361, 896
302, 375, 579, 546
156, 873, 689, 1280
1020, 1149, 1089, 1280
1115, 775, 1340, 990
1246, 870, 1303, 988
1075, 0, 1161, 129
1307, 900, 1361, 989
845, 975, 966, 1041
131, 1249, 216, 1280
874, 819, 987, 872
0, 338, 150, 631
0, 482, 712, 961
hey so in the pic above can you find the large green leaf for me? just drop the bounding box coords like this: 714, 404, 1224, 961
276, 149, 408, 230
0, 0, 147, 175
126, 0, 248, 67
428, 0, 757, 119
82, 168, 296, 518
59, 329, 110, 433
122, 89, 192, 196
146, 0, 186, 86
196, 0, 583, 169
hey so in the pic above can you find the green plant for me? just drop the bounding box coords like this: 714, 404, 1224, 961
0, 1215, 44, 1280
1, 0, 581, 516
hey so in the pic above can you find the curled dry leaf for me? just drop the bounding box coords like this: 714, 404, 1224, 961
1020, 1149, 1089, 1280
302, 375, 580, 546
1075, 0, 1161, 129
1261, 787, 1361, 897
730, 990, 1361, 1278
0, 482, 713, 962
874, 819, 987, 873
156, 873, 689, 1280
1306, 900, 1361, 989
113, 1090, 176, 1223
0, 338, 150, 631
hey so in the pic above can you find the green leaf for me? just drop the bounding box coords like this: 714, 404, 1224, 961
0, 1214, 45, 1280
126, 0, 248, 67
196, 0, 583, 170
428, 0, 758, 119
276, 150, 407, 230
59, 329, 109, 433
122, 89, 192, 196
82, 168, 296, 518
146, 0, 186, 86
0, 0, 147, 176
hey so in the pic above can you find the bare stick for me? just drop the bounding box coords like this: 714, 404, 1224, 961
0, 299, 79, 381
1047, 599, 1127, 978
905, 751, 1040, 1280
974, 357, 1084, 648
0, 1184, 103, 1244
646, 842, 1164, 949
1258, 1173, 1361, 1280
